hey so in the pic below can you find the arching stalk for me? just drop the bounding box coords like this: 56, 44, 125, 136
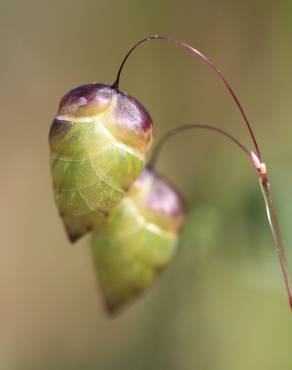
148, 124, 292, 309
112, 35, 262, 161
147, 124, 251, 169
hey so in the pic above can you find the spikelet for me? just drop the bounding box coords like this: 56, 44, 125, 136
49, 84, 153, 242
91, 169, 185, 313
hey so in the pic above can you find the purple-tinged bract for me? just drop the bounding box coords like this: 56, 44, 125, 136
49, 83, 153, 242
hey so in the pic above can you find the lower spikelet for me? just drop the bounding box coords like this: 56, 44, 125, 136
91, 169, 185, 313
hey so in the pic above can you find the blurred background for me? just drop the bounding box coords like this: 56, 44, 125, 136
1, 0, 292, 369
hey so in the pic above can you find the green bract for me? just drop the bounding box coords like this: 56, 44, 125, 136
91, 169, 185, 313
49, 83, 153, 242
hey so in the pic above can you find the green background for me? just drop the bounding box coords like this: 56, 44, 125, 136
1, 0, 292, 369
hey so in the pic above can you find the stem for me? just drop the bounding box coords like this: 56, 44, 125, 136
147, 124, 251, 169
112, 35, 292, 309
259, 175, 292, 309
148, 124, 292, 309
112, 35, 262, 161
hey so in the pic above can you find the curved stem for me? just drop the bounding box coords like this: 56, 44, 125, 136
112, 35, 262, 161
112, 35, 292, 309
147, 124, 251, 169
148, 124, 292, 309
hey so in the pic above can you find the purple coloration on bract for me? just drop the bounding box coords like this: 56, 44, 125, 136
49, 118, 71, 141
59, 83, 112, 110
115, 91, 153, 134
137, 169, 185, 221
57, 83, 153, 137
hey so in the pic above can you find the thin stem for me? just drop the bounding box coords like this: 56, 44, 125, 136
148, 124, 292, 309
112, 35, 292, 309
148, 124, 251, 169
112, 35, 262, 161
259, 176, 292, 309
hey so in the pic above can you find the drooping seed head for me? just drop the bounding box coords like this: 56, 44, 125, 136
91, 168, 186, 313
49, 83, 154, 242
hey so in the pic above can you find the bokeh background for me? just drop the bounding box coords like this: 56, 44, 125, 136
1, 1, 292, 369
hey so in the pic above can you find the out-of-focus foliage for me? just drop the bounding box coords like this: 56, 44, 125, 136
1, 1, 292, 369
